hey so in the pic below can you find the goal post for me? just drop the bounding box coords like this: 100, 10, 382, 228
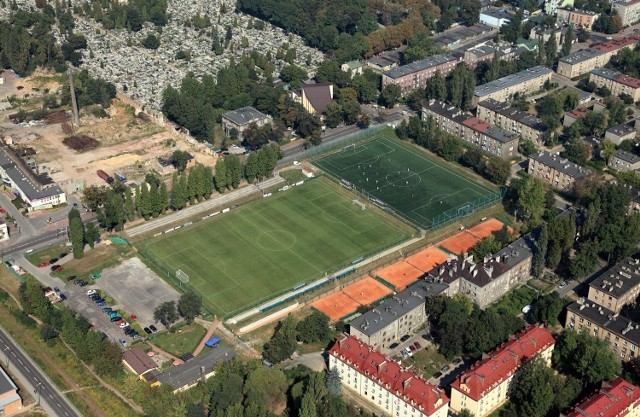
343, 144, 356, 152
176, 269, 190, 288
352, 199, 366, 210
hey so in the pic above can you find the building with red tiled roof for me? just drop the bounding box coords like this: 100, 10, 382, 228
328, 335, 449, 417
422, 99, 518, 159
563, 108, 590, 128
450, 325, 555, 417
558, 35, 640, 78
590, 67, 640, 102
562, 378, 640, 417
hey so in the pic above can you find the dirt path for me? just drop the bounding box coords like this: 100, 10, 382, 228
192, 319, 219, 357
195, 318, 260, 359
60, 339, 144, 415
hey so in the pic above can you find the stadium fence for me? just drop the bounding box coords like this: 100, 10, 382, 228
431, 188, 506, 228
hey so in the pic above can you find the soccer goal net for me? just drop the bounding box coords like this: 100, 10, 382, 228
352, 199, 366, 210
343, 144, 356, 152
176, 269, 190, 284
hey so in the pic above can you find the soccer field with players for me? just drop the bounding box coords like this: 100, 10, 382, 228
139, 178, 413, 317
314, 136, 499, 229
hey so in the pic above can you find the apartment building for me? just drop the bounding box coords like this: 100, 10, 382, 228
562, 378, 640, 417
607, 123, 637, 146
329, 335, 450, 417
479, 7, 515, 27
545, 0, 575, 14
590, 67, 640, 102
613, 0, 640, 27
563, 108, 589, 127
610, 149, 640, 171
556, 8, 599, 29
473, 66, 553, 104
349, 281, 449, 350
476, 99, 545, 145
381, 54, 460, 95
450, 325, 555, 417
0, 146, 65, 212
425, 236, 535, 309
527, 151, 592, 190
565, 301, 640, 361
422, 100, 519, 159
588, 257, 640, 313
557, 35, 640, 78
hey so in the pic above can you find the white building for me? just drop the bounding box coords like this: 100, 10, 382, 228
329, 335, 450, 417
0, 146, 66, 212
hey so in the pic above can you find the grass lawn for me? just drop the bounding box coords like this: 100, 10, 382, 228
151, 322, 207, 357
26, 244, 70, 266
280, 169, 308, 184
314, 135, 499, 229
140, 177, 412, 317
489, 286, 537, 316
403, 345, 448, 379
54, 244, 134, 280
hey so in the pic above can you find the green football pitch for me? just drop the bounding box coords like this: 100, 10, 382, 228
139, 178, 412, 317
314, 136, 498, 229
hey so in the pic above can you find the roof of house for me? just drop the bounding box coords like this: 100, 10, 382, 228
123, 348, 158, 375
528, 151, 592, 180
343, 60, 362, 69
0, 366, 17, 395
329, 335, 449, 416
383, 54, 459, 80
302, 83, 333, 114
474, 66, 552, 98
478, 99, 544, 130
591, 67, 621, 81
566, 301, 640, 345
559, 48, 603, 65
614, 149, 640, 164
450, 325, 555, 402
590, 257, 640, 300
350, 281, 449, 337
367, 56, 397, 68
591, 34, 640, 54
480, 6, 515, 20
222, 106, 268, 126
607, 123, 637, 138
565, 378, 640, 417
566, 108, 589, 120
426, 235, 535, 288
157, 346, 235, 390
0, 146, 63, 201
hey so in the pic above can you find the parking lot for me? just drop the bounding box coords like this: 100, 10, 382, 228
58, 257, 180, 345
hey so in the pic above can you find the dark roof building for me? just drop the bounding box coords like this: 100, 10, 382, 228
300, 83, 334, 114
528, 151, 592, 190
588, 257, 640, 313
157, 346, 235, 393
122, 348, 158, 377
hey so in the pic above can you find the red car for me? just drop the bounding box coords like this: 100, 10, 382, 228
52, 266, 64, 272
130, 314, 138, 321
115, 320, 125, 326
409, 345, 417, 353
413, 342, 422, 350
0, 208, 7, 214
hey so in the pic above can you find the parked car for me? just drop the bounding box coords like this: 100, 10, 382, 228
54, 287, 60, 293
119, 339, 127, 346
49, 258, 58, 264
144, 327, 152, 334
67, 275, 77, 281
130, 314, 138, 321
400, 335, 410, 342
413, 342, 421, 350
59, 252, 68, 258
119, 322, 129, 329
86, 289, 96, 295
59, 293, 67, 301
149, 325, 158, 333
409, 345, 416, 353
93, 298, 105, 304
110, 316, 122, 322
50, 264, 61, 271
97, 302, 106, 307
38, 261, 49, 267
453, 358, 462, 365
114, 319, 124, 325
389, 342, 398, 349
441, 365, 450, 372
433, 372, 442, 379
102, 307, 113, 313
558, 281, 568, 289
131, 333, 140, 340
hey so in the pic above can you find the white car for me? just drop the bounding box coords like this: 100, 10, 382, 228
86, 289, 96, 295
119, 322, 129, 329
293, 161, 300, 166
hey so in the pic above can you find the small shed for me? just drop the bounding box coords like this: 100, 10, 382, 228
205, 337, 221, 347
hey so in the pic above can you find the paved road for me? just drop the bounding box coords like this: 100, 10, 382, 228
0, 326, 82, 417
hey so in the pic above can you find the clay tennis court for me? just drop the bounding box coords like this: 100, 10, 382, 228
311, 292, 362, 322
342, 277, 393, 306
438, 231, 482, 255
405, 246, 449, 272
375, 261, 425, 291
467, 218, 509, 239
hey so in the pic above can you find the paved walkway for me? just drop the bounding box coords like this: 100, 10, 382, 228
192, 319, 219, 357
196, 318, 260, 359
126, 176, 284, 238
147, 342, 183, 365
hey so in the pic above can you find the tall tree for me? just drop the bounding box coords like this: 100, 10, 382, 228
532, 224, 548, 278
562, 24, 574, 56
177, 292, 202, 323
159, 182, 169, 213
124, 186, 135, 221
153, 301, 178, 327
84, 222, 100, 249
511, 356, 555, 417
139, 183, 152, 220
68, 208, 84, 259
202, 166, 213, 198
215, 158, 228, 193
149, 183, 160, 217
170, 172, 185, 210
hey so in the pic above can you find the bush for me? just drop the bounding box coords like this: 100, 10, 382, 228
11, 309, 37, 328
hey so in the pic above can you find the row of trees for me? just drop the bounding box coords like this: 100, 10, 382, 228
396, 116, 511, 185
68, 208, 100, 259
75, 0, 168, 31
19, 277, 123, 378
153, 292, 203, 326
263, 311, 332, 364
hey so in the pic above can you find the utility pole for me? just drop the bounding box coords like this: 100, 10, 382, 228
3, 346, 11, 366
34, 382, 43, 405
67, 67, 80, 130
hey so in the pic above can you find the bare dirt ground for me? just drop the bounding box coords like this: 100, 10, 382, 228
0, 71, 218, 191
